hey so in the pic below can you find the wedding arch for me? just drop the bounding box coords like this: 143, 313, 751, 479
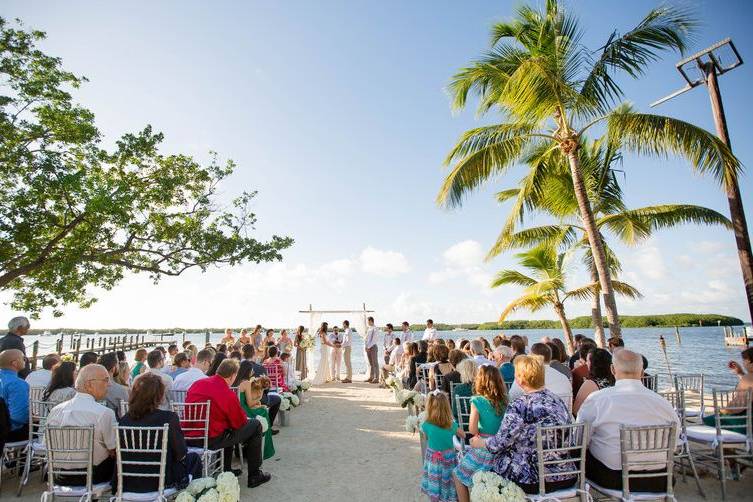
298, 303, 375, 339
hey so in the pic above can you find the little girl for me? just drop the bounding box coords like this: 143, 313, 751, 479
280, 352, 296, 388
421, 392, 464, 502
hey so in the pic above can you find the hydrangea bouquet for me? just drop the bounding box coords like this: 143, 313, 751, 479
299, 334, 316, 350
404, 411, 427, 434
470, 472, 526, 502
300, 380, 311, 391
281, 391, 300, 407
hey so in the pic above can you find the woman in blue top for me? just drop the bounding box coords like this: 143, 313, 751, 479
453, 365, 508, 502
421, 392, 465, 502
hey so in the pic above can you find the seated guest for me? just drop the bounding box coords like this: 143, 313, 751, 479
25, 353, 60, 388
547, 342, 572, 380
206, 352, 227, 377
440, 349, 468, 394
551, 338, 570, 364
131, 348, 148, 380
186, 359, 270, 488
1, 318, 31, 378
44, 361, 77, 405
173, 349, 213, 391
236, 345, 281, 433
573, 348, 614, 415
470, 340, 494, 367
118, 373, 202, 492
495, 346, 515, 384
230, 350, 243, 361
166, 344, 179, 371
509, 335, 526, 362
454, 365, 509, 502
509, 343, 573, 412
577, 350, 680, 492
380, 337, 403, 385
429, 344, 453, 391
98, 352, 130, 418
46, 364, 117, 485
399, 342, 417, 386
572, 340, 596, 396
133, 350, 173, 409
470, 355, 576, 494
568, 334, 585, 369
262, 346, 288, 391
703, 346, 753, 429
451, 359, 478, 421
79, 351, 99, 368
115, 361, 130, 387
407, 340, 428, 390
236, 368, 275, 460
0, 349, 30, 442
170, 353, 190, 379
607, 336, 624, 353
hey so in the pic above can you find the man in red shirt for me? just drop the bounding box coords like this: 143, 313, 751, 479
186, 358, 270, 488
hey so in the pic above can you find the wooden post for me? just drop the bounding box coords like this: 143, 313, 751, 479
74, 337, 81, 363
56, 338, 63, 354
205, 331, 210, 346
31, 341, 39, 370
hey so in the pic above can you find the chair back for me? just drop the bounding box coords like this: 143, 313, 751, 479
29, 386, 46, 403
119, 400, 129, 417
168, 389, 187, 403
534, 422, 589, 496
419, 366, 431, 394
709, 388, 752, 442
28, 399, 52, 444
44, 425, 95, 491
171, 401, 211, 450
641, 374, 658, 392
265, 365, 282, 392
659, 389, 686, 424
114, 425, 170, 498
675, 373, 705, 417
454, 395, 472, 433
618, 423, 677, 499
434, 374, 445, 392
229, 386, 241, 400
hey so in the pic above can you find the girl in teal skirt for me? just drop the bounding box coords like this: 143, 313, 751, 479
421, 392, 465, 502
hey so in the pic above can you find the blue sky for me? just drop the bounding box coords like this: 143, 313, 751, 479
3, 0, 752, 328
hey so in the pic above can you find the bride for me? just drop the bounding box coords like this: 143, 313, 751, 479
311, 321, 333, 385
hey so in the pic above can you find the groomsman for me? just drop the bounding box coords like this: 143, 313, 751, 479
422, 319, 438, 341
401, 321, 413, 343
383, 323, 395, 364
341, 320, 353, 383
329, 326, 343, 382
364, 317, 379, 383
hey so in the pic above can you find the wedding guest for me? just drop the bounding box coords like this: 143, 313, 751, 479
46, 364, 117, 485
263, 329, 276, 347
509, 335, 526, 361
1, 317, 31, 378
441, 349, 468, 393
341, 320, 353, 383
452, 359, 478, 421
293, 326, 308, 380
118, 373, 202, 492
400, 342, 416, 386
573, 348, 614, 415
547, 342, 572, 380
133, 350, 173, 409
0, 349, 29, 442
607, 336, 624, 353
230, 350, 242, 361
44, 360, 77, 405
495, 346, 515, 384
380, 338, 403, 385
166, 345, 179, 371
236, 369, 275, 460
79, 351, 99, 368
401, 321, 413, 343
206, 352, 227, 377
423, 319, 438, 341
470, 340, 494, 367
281, 352, 296, 388
420, 392, 465, 502
383, 324, 395, 364
509, 343, 573, 412
25, 353, 60, 388
454, 365, 509, 502
278, 329, 293, 355
173, 349, 214, 391
251, 325, 263, 350
429, 344, 454, 391
447, 339, 456, 351
568, 334, 585, 369
365, 317, 380, 384
131, 348, 148, 380
217, 344, 228, 354
186, 345, 198, 364
407, 340, 428, 389
551, 338, 569, 363
236, 345, 281, 433
263, 346, 289, 391
238, 329, 252, 345
577, 350, 680, 492
329, 326, 344, 382
458, 339, 470, 354
703, 346, 753, 429
98, 352, 129, 418
572, 340, 597, 396
220, 328, 235, 345
471, 355, 576, 494
186, 359, 269, 488
170, 352, 191, 378
115, 361, 130, 387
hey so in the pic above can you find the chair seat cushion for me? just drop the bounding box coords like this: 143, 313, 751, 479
3, 440, 28, 449
120, 487, 177, 501
527, 487, 578, 500
686, 425, 747, 444
52, 481, 111, 496
588, 481, 669, 500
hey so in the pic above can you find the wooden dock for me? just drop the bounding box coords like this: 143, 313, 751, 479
27, 334, 176, 368
723, 326, 751, 347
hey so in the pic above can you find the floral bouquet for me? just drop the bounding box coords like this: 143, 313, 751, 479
300, 380, 311, 391
254, 415, 268, 433
396, 389, 422, 408
177, 474, 242, 502
384, 375, 402, 392
279, 395, 291, 411
404, 410, 426, 434
60, 354, 74, 362
470, 471, 526, 502
281, 391, 300, 407
299, 334, 316, 350
289, 381, 302, 394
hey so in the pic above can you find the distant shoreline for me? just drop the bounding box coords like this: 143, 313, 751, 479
26, 313, 746, 334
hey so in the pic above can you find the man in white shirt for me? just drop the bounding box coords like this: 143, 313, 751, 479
328, 326, 343, 382
470, 339, 495, 366
173, 348, 214, 391
382, 323, 395, 364
25, 353, 60, 388
364, 317, 379, 383
46, 364, 117, 485
422, 319, 438, 341
509, 343, 572, 411
577, 349, 680, 492
341, 320, 353, 383
401, 321, 413, 343
133, 350, 173, 409
380, 337, 403, 385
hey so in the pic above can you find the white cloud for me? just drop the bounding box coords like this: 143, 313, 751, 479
358, 247, 411, 277
628, 245, 666, 280
443, 240, 485, 268
428, 240, 492, 292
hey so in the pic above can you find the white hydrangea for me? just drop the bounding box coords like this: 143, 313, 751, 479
187, 477, 216, 496
255, 415, 268, 432
413, 393, 426, 409
216, 472, 240, 502
301, 380, 311, 391
176, 491, 195, 502
404, 415, 420, 433
290, 394, 300, 406
196, 488, 219, 502
279, 396, 291, 411
470, 471, 525, 502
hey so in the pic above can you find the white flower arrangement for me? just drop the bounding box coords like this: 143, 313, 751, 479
299, 334, 316, 350
384, 375, 402, 391
196, 488, 219, 502
186, 477, 216, 496
300, 380, 311, 391
404, 410, 427, 434
281, 391, 300, 408
176, 491, 195, 502
470, 471, 526, 502
178, 476, 226, 502
279, 395, 291, 411
255, 415, 268, 433
216, 472, 240, 502
413, 392, 426, 409
396, 389, 421, 408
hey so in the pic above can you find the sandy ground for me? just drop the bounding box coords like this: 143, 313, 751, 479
11, 379, 753, 501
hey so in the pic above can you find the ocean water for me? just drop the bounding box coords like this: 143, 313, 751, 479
28, 326, 747, 388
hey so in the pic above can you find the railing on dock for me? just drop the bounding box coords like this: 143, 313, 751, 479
27, 334, 176, 368
723, 326, 750, 347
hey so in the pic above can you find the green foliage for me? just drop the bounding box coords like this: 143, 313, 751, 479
478, 313, 744, 330
0, 18, 293, 316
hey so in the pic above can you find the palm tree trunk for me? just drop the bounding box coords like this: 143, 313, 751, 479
566, 150, 622, 338
590, 266, 606, 347
553, 302, 575, 355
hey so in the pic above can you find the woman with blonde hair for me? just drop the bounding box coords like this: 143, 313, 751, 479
451, 358, 477, 421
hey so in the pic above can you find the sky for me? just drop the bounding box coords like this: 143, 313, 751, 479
2, 0, 753, 329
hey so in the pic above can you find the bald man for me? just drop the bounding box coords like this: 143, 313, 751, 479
0, 349, 30, 443
577, 350, 680, 492
47, 364, 117, 485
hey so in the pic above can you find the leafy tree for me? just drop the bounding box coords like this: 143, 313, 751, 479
437, 1, 740, 338
0, 18, 293, 316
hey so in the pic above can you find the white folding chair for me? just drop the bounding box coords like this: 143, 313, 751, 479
685, 388, 752, 500
452, 395, 472, 458
170, 402, 223, 478
528, 422, 590, 501
29, 386, 47, 403
167, 390, 187, 404
41, 425, 111, 502
418, 366, 431, 395
18, 399, 52, 495
659, 389, 704, 497
113, 424, 176, 502
587, 423, 677, 501
674, 374, 705, 423
119, 401, 129, 417
0, 437, 27, 494
640, 375, 658, 392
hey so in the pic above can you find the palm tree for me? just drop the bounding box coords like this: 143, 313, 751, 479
492, 245, 640, 353
488, 139, 732, 346
437, 1, 740, 338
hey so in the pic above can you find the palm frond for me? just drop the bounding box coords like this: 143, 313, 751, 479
490, 270, 538, 288
621, 204, 732, 232
564, 283, 597, 301
612, 280, 643, 299
495, 188, 521, 203
499, 293, 552, 322
487, 224, 578, 260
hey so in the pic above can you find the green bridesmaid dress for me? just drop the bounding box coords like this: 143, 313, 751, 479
239, 391, 275, 460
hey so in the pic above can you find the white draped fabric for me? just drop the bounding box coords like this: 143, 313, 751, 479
306, 312, 321, 378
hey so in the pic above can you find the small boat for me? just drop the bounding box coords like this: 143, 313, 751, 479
42, 330, 53, 337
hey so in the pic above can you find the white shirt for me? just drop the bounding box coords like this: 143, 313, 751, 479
328, 331, 343, 346
388, 344, 404, 366
401, 329, 413, 343
473, 354, 495, 367
341, 328, 353, 348
172, 367, 207, 391
509, 365, 573, 412
46, 392, 117, 466
422, 327, 438, 341
365, 326, 379, 349
25, 369, 52, 388
134, 368, 173, 409
383, 331, 395, 350
577, 379, 681, 470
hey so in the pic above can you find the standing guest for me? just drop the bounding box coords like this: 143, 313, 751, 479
420, 392, 465, 502
509, 343, 573, 412
220, 328, 235, 345
79, 351, 99, 368
572, 340, 597, 396
46, 364, 117, 485
470, 355, 576, 494
186, 359, 270, 488
407, 340, 428, 389
133, 350, 173, 409
509, 335, 526, 362
470, 340, 494, 367
236, 345, 281, 433
263, 346, 288, 391
454, 365, 509, 502
263, 329, 276, 348
238, 329, 252, 345
341, 321, 353, 383
577, 350, 680, 492
170, 353, 191, 378
0, 349, 30, 442
383, 324, 395, 364
423, 319, 438, 341
573, 348, 614, 415
131, 348, 148, 380
429, 344, 454, 391
118, 373, 202, 492
1, 317, 31, 378
452, 359, 478, 421
98, 352, 130, 418
293, 326, 308, 380
173, 349, 214, 391
401, 321, 413, 343
441, 350, 468, 393
568, 334, 585, 369
495, 346, 515, 384
206, 352, 228, 377
277, 329, 293, 355
43, 361, 77, 405
25, 353, 61, 388
250, 325, 263, 351
329, 326, 344, 382
380, 338, 403, 385
364, 317, 380, 384
236, 370, 275, 460
547, 342, 572, 380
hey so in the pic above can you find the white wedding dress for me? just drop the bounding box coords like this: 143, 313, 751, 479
311, 335, 332, 385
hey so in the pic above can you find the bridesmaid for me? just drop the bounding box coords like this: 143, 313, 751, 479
278, 329, 293, 355
238, 328, 252, 345
294, 326, 307, 380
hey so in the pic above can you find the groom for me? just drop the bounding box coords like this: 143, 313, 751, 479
364, 316, 379, 383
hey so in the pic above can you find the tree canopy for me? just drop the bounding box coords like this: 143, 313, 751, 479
0, 18, 293, 316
